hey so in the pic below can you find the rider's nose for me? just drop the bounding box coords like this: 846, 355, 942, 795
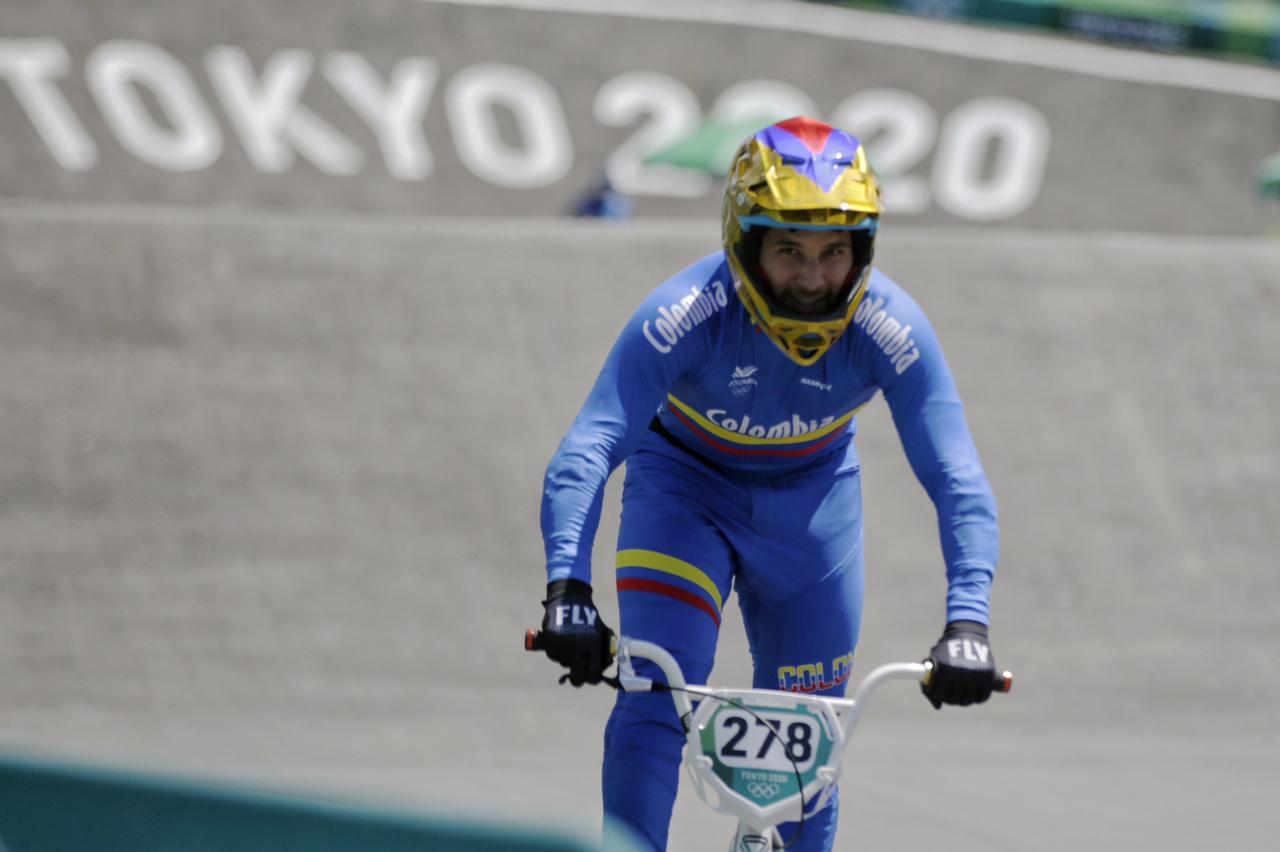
796, 259, 825, 293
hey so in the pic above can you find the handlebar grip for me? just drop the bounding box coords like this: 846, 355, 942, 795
922, 660, 1014, 694
523, 629, 619, 657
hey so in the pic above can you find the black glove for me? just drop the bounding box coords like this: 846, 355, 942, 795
922, 620, 996, 710
540, 579, 615, 687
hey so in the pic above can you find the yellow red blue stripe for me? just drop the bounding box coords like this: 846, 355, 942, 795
664, 394, 864, 458
616, 549, 724, 626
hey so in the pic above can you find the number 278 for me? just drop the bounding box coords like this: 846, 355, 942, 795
720, 715, 814, 763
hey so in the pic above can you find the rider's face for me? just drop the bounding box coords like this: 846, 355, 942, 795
758, 229, 855, 316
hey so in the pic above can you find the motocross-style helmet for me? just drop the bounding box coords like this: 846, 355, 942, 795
722, 117, 883, 366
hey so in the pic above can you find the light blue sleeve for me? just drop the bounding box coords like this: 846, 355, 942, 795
863, 278, 998, 625
540, 255, 729, 585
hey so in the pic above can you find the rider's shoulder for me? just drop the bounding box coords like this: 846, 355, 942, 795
647, 251, 732, 300
637, 252, 735, 318
856, 268, 931, 326
862, 268, 911, 304
619, 252, 734, 357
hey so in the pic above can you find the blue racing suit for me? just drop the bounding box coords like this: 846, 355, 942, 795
541, 252, 997, 851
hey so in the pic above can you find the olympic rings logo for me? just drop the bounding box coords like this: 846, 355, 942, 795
746, 781, 782, 800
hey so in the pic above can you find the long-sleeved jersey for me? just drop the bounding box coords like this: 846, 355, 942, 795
541, 252, 997, 623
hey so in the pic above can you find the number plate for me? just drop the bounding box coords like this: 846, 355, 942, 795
697, 701, 835, 808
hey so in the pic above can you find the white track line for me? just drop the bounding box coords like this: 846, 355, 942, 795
0, 199, 1277, 254
419, 0, 1280, 101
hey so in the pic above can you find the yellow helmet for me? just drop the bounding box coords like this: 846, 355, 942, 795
722, 117, 883, 366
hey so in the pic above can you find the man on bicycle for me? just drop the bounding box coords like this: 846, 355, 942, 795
536, 116, 999, 852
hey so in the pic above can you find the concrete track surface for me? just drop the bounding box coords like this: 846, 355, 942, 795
1, 206, 1278, 850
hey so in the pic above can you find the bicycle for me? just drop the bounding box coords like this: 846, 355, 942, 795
526, 630, 1012, 852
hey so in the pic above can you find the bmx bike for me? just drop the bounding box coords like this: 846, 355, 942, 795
526, 630, 1012, 851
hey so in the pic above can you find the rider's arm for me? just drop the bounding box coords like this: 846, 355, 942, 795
541, 257, 726, 586
864, 277, 998, 625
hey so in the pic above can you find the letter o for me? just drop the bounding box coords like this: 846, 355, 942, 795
85, 39, 222, 171
446, 63, 572, 188
654, 317, 677, 344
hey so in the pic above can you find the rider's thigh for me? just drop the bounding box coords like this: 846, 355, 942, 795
735, 468, 865, 696
614, 449, 740, 682
737, 550, 864, 696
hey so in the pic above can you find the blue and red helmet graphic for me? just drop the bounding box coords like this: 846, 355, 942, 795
752, 117, 866, 194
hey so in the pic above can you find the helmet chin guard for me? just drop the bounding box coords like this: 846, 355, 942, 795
722, 117, 883, 365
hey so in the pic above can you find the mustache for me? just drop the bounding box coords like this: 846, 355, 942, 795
777, 292, 838, 314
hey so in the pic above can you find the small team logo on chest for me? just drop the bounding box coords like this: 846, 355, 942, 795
729, 365, 758, 396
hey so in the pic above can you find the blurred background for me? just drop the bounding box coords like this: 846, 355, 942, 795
1, 0, 1278, 850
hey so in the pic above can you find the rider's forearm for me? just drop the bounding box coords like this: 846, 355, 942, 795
542, 443, 611, 584
941, 563, 994, 624
886, 381, 998, 623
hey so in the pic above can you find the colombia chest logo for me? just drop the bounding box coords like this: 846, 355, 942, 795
642, 281, 729, 354
729, 365, 758, 396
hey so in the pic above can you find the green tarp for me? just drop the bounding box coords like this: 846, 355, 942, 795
645, 116, 775, 174
0, 752, 643, 852
1259, 151, 1280, 199
818, 0, 1280, 64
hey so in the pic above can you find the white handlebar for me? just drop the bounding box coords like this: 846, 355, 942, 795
616, 636, 931, 739
615, 637, 698, 719
583, 634, 1013, 836
841, 661, 929, 733
525, 626, 1011, 839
